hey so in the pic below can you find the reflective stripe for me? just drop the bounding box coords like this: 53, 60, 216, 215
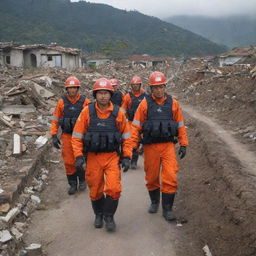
120, 107, 126, 113
51, 116, 59, 121
122, 132, 130, 139
178, 122, 184, 128
72, 131, 84, 139
132, 120, 141, 126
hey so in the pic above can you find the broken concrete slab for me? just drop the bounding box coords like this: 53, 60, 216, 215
0, 207, 20, 224
1, 105, 36, 115
25, 243, 42, 256
13, 134, 22, 156
34, 136, 48, 149
0, 230, 13, 243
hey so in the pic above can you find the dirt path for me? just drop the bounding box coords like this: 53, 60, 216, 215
182, 104, 256, 176
24, 157, 199, 256
23, 103, 256, 256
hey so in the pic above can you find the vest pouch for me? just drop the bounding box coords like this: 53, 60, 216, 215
161, 120, 170, 137
168, 121, 178, 137
107, 132, 115, 151
151, 121, 161, 137
99, 134, 107, 151
91, 133, 100, 152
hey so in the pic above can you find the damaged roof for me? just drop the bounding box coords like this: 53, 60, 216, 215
0, 42, 81, 55
220, 46, 256, 57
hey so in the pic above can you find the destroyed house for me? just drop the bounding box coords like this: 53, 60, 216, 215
130, 55, 170, 68
218, 46, 256, 67
0, 43, 82, 70
83, 54, 112, 68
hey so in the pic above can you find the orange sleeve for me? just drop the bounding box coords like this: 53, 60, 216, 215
116, 110, 133, 159
71, 107, 90, 158
83, 98, 90, 107
121, 93, 131, 112
130, 98, 148, 149
50, 99, 64, 135
172, 99, 189, 146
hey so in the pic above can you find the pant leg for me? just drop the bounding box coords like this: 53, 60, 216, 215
86, 152, 104, 201
160, 143, 179, 193
143, 144, 161, 191
61, 133, 76, 175
104, 152, 122, 200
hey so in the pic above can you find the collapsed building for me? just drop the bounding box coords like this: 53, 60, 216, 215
0, 43, 82, 71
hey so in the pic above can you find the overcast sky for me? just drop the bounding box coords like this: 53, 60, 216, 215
72, 0, 256, 18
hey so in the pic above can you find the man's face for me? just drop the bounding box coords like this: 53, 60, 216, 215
96, 90, 111, 106
131, 83, 141, 92
151, 84, 166, 99
66, 87, 79, 97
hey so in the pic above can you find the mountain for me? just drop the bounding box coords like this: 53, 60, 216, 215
0, 0, 227, 57
165, 15, 256, 49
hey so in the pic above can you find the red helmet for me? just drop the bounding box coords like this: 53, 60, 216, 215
110, 78, 119, 86
130, 75, 142, 85
65, 76, 81, 88
93, 78, 114, 92
148, 72, 167, 86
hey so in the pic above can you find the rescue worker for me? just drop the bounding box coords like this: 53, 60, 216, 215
131, 71, 188, 222
121, 75, 147, 169
51, 76, 90, 195
110, 78, 124, 106
72, 78, 132, 232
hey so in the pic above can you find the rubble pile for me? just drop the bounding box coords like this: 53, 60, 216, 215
173, 62, 256, 150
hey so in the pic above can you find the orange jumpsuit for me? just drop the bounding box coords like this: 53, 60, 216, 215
72, 102, 132, 201
131, 94, 188, 193
50, 94, 90, 175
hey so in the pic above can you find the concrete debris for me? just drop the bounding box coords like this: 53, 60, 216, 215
34, 136, 48, 149
11, 226, 23, 240
25, 243, 42, 256
203, 245, 213, 256
1, 104, 36, 115
13, 133, 22, 155
0, 230, 13, 243
30, 195, 41, 204
0, 207, 20, 223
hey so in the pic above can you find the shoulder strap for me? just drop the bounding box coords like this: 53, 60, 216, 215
112, 105, 120, 118
88, 102, 97, 118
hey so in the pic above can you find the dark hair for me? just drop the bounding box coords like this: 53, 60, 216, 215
93, 90, 113, 98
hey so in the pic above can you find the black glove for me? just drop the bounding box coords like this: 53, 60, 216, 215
52, 135, 61, 149
76, 156, 85, 169
121, 157, 131, 172
178, 146, 186, 159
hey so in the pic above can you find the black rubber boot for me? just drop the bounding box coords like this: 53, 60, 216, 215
76, 167, 87, 191
148, 188, 160, 213
162, 193, 176, 221
91, 196, 105, 228
103, 195, 119, 232
67, 174, 77, 195
131, 149, 139, 169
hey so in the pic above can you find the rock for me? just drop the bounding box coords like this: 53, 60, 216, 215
34, 136, 48, 149
14, 222, 26, 232
31, 195, 41, 204
18, 250, 28, 256
0, 203, 10, 213
0, 207, 20, 224
0, 230, 13, 243
11, 227, 23, 240
25, 243, 42, 256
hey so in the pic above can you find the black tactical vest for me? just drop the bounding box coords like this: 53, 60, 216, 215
58, 95, 86, 134
127, 92, 146, 121
83, 103, 122, 153
142, 95, 178, 145
111, 91, 123, 106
